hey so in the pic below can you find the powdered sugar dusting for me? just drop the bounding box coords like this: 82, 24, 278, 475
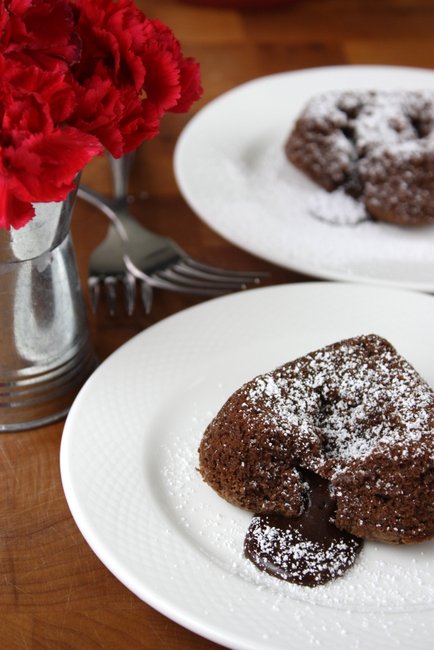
300, 90, 434, 155
246, 515, 361, 586
245, 335, 433, 471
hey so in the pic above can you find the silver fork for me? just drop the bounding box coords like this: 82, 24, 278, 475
81, 154, 266, 316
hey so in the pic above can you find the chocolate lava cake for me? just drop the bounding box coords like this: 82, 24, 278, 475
199, 334, 434, 544
285, 90, 434, 225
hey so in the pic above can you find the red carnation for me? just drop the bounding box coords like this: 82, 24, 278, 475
71, 0, 203, 154
0, 55, 102, 229
0, 126, 102, 228
1, 0, 81, 71
0, 0, 202, 229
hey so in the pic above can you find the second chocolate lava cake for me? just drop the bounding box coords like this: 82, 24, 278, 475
285, 90, 434, 225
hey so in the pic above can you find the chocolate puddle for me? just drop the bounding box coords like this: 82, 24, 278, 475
244, 472, 363, 587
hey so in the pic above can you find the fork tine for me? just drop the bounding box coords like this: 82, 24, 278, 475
139, 279, 153, 315
88, 275, 101, 313
123, 255, 153, 314
104, 276, 118, 316
171, 262, 257, 286
122, 272, 136, 316
124, 251, 251, 296
149, 275, 227, 296
156, 268, 249, 291
183, 257, 268, 281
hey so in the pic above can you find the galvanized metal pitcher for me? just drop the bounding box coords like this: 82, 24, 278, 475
0, 188, 97, 431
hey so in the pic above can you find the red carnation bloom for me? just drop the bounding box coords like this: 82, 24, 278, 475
173, 56, 203, 113
71, 0, 202, 155
1, 0, 81, 71
69, 68, 126, 156
0, 56, 102, 229
0, 126, 102, 229
0, 0, 202, 229
142, 19, 202, 115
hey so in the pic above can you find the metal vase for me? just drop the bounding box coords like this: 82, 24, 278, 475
0, 187, 97, 431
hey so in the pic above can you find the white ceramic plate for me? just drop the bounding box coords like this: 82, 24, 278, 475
174, 65, 434, 292
60, 282, 434, 650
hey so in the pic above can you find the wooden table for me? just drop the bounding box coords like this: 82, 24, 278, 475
2, 1, 434, 647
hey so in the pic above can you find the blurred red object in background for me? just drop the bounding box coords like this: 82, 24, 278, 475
179, 0, 299, 9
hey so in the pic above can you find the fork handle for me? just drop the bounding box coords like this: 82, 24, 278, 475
77, 186, 129, 244
78, 185, 183, 264
107, 153, 135, 202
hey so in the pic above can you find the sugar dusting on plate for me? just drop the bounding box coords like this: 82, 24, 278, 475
192, 140, 434, 285
307, 188, 369, 225
158, 412, 434, 615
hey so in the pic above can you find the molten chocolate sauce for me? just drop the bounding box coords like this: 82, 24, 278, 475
244, 472, 363, 587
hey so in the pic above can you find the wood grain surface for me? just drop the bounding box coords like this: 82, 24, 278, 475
2, 1, 434, 648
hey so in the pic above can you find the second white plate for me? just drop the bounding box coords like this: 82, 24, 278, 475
60, 283, 434, 650
174, 65, 434, 291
